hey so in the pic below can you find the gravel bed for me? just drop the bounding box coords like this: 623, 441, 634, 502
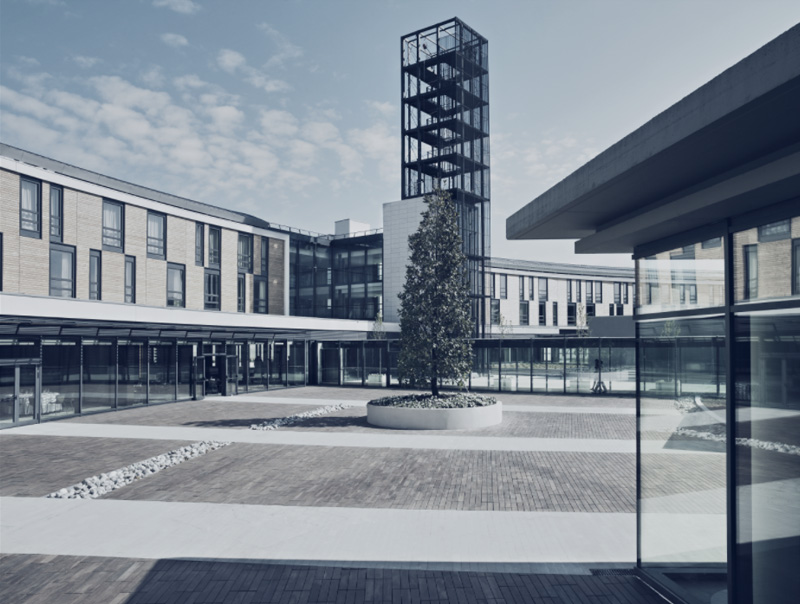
46, 441, 231, 499
250, 403, 354, 430
675, 428, 800, 456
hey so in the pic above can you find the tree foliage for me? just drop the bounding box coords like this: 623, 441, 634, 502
397, 189, 473, 396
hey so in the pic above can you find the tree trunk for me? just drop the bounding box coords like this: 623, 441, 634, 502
431, 374, 439, 397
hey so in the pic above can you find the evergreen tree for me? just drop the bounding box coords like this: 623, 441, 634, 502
398, 189, 473, 396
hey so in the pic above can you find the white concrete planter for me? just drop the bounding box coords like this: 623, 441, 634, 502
367, 401, 502, 430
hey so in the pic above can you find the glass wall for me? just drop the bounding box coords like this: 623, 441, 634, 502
82, 339, 115, 412
118, 340, 147, 407
149, 343, 176, 404
42, 339, 80, 418
287, 341, 306, 387
178, 345, 193, 399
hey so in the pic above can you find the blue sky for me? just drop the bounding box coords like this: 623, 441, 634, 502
2, 0, 799, 267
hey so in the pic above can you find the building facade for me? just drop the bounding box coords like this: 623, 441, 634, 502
508, 24, 800, 604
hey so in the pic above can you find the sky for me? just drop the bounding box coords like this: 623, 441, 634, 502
2, 0, 799, 268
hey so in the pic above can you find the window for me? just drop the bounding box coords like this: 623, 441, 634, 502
567, 303, 576, 325
50, 185, 63, 242
238, 233, 253, 273
49, 244, 75, 297
167, 263, 185, 307
125, 256, 135, 303
538, 277, 548, 301
758, 219, 791, 242
195, 223, 204, 266
552, 301, 558, 326
20, 177, 41, 237
595, 281, 603, 303
261, 236, 269, 275
614, 282, 621, 304
499, 274, 507, 299
254, 275, 268, 314
490, 273, 496, 298
577, 279, 581, 303
204, 269, 220, 310
586, 281, 593, 303
519, 276, 525, 300
102, 200, 124, 252
538, 302, 546, 326
609, 304, 615, 316
237, 273, 246, 312
567, 280, 573, 303
743, 244, 758, 299
490, 299, 500, 324
794, 239, 800, 296
208, 226, 221, 267
529, 277, 535, 300
623, 283, 629, 304
586, 303, 596, 317
616, 304, 624, 316
519, 301, 529, 325
89, 250, 101, 300
147, 211, 166, 259
702, 237, 722, 249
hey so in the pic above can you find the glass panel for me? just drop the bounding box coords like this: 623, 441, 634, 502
237, 344, 247, 391
342, 343, 362, 385
639, 317, 727, 603
149, 343, 176, 404
83, 340, 115, 412
147, 212, 166, 257
167, 265, 184, 307
125, 256, 136, 303
50, 186, 62, 241
319, 342, 340, 385
17, 365, 36, 422
248, 343, 266, 390
50, 247, 74, 297
118, 341, 147, 407
637, 240, 724, 314
364, 343, 385, 387
102, 201, 123, 250
208, 227, 221, 266
0, 366, 14, 427
734, 215, 800, 303
42, 340, 79, 418
734, 311, 800, 604
20, 178, 40, 233
269, 341, 286, 388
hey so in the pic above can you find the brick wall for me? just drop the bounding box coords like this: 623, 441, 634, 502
220, 229, 238, 312
1, 169, 21, 292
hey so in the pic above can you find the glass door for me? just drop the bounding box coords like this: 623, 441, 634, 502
0, 365, 39, 427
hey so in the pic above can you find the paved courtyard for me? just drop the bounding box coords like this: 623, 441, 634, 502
0, 387, 669, 603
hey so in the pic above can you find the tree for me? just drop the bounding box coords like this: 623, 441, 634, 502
370, 311, 386, 340
398, 189, 473, 396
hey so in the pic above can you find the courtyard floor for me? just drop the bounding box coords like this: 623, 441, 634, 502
0, 387, 669, 603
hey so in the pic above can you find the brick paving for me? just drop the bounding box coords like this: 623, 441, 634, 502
0, 436, 191, 497
0, 554, 667, 604
106, 444, 635, 512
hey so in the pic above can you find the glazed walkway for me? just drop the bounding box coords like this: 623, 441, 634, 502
0, 387, 670, 603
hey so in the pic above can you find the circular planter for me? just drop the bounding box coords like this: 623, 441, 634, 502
367, 401, 502, 430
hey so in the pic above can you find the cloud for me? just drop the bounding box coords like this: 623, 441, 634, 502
204, 105, 244, 133
152, 0, 199, 14
161, 33, 189, 48
257, 22, 303, 68
140, 66, 166, 88
216, 49, 290, 94
347, 122, 399, 183
71, 55, 101, 69
365, 100, 395, 119
260, 109, 299, 138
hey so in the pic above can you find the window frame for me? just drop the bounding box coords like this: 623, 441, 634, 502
529, 277, 535, 300
49, 184, 63, 242
166, 262, 185, 308
124, 255, 136, 303
538, 277, 548, 301
261, 236, 269, 275
567, 302, 576, 326
519, 276, 525, 300
254, 275, 268, 314
195, 222, 204, 266
595, 281, 603, 303
237, 273, 246, 312
576, 279, 581, 303
89, 249, 102, 301
147, 211, 167, 260
552, 301, 558, 326
490, 298, 500, 325
204, 268, 221, 310
743, 244, 758, 300
20, 176, 42, 238
757, 218, 791, 243
238, 233, 253, 274
208, 226, 221, 268
102, 199, 125, 253
519, 300, 529, 325
567, 280, 573, 303
614, 282, 621, 304
538, 302, 546, 326
49, 243, 76, 298
586, 280, 593, 304
499, 274, 507, 299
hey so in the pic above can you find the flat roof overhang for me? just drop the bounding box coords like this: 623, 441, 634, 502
506, 24, 800, 254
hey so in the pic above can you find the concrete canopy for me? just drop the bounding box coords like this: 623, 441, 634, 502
506, 24, 800, 254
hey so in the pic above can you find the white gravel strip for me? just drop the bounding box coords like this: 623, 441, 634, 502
675, 428, 800, 456
250, 403, 354, 431
46, 441, 231, 500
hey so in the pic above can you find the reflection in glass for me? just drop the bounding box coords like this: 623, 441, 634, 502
149, 343, 176, 404
734, 312, 800, 604
118, 341, 146, 407
639, 318, 727, 603
82, 340, 115, 411
734, 215, 799, 303
42, 340, 79, 418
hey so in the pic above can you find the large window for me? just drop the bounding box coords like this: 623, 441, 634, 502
499, 274, 507, 299
538, 302, 546, 326
238, 233, 253, 273
552, 301, 558, 326
261, 236, 269, 275
20, 177, 41, 237
567, 303, 576, 325
124, 256, 135, 303
567, 280, 573, 303
147, 211, 166, 259
50, 185, 63, 242
49, 244, 75, 298
614, 282, 621, 304
89, 250, 101, 300
204, 268, 220, 310
195, 222, 204, 266
490, 298, 500, 325
529, 277, 535, 300
254, 275, 268, 314
208, 226, 221, 267
538, 277, 548, 301
576, 279, 581, 303
166, 263, 185, 308
102, 200, 124, 252
519, 276, 525, 300
595, 281, 603, 303
519, 301, 529, 325
586, 280, 593, 304
237, 273, 246, 312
